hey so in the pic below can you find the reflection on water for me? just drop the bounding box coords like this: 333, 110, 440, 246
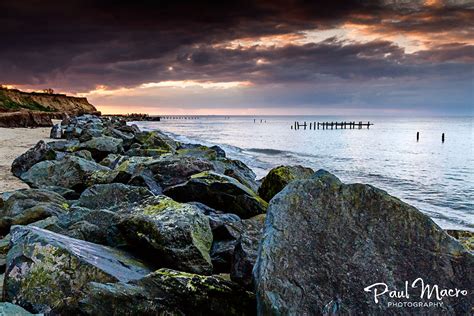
134, 116, 474, 231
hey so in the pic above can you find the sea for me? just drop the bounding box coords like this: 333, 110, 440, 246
133, 116, 474, 231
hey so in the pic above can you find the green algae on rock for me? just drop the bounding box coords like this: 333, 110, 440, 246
4, 225, 151, 314
254, 170, 473, 315
446, 229, 474, 252
79, 268, 256, 315
258, 165, 314, 202
117, 196, 213, 275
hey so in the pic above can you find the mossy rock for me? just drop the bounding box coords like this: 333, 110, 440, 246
446, 229, 474, 252
254, 170, 473, 315
4, 226, 151, 314
79, 268, 256, 315
135, 130, 179, 153
165, 171, 268, 219
117, 196, 213, 274
258, 165, 314, 202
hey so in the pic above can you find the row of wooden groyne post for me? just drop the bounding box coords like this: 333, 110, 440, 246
161, 116, 200, 120
291, 121, 373, 130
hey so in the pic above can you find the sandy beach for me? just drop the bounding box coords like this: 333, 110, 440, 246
0, 127, 51, 192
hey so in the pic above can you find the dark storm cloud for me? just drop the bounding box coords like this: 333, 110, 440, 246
0, 0, 472, 114
0, 0, 371, 87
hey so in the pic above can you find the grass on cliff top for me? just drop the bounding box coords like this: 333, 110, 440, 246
0, 90, 57, 112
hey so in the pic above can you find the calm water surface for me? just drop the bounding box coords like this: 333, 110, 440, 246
134, 116, 474, 231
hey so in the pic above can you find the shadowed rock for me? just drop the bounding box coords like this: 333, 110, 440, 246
164, 171, 267, 219
78, 268, 256, 315
146, 156, 214, 188
77, 183, 152, 210
254, 170, 473, 315
11, 141, 56, 177
231, 214, 265, 288
0, 189, 68, 235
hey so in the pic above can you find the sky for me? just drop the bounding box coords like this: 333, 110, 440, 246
0, 0, 473, 115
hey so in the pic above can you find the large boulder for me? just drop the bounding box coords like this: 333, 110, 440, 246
164, 171, 267, 219
135, 130, 179, 152
4, 226, 151, 314
20, 156, 110, 192
11, 141, 56, 177
0, 189, 68, 235
231, 214, 265, 288
78, 136, 123, 161
78, 268, 256, 315
254, 170, 473, 315
146, 156, 214, 188
117, 196, 213, 274
258, 165, 314, 202
76, 183, 153, 210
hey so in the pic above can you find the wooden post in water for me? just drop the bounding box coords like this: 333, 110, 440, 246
442, 133, 445, 143
294, 121, 297, 130
304, 122, 307, 130
367, 121, 370, 129
417, 132, 419, 141
310, 122, 312, 130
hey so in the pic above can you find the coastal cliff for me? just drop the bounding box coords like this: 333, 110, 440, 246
0, 88, 98, 115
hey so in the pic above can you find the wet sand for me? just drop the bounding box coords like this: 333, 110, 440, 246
0, 127, 52, 193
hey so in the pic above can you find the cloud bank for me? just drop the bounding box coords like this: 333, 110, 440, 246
1, 0, 472, 114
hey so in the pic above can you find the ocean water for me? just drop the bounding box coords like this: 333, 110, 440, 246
133, 116, 474, 231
